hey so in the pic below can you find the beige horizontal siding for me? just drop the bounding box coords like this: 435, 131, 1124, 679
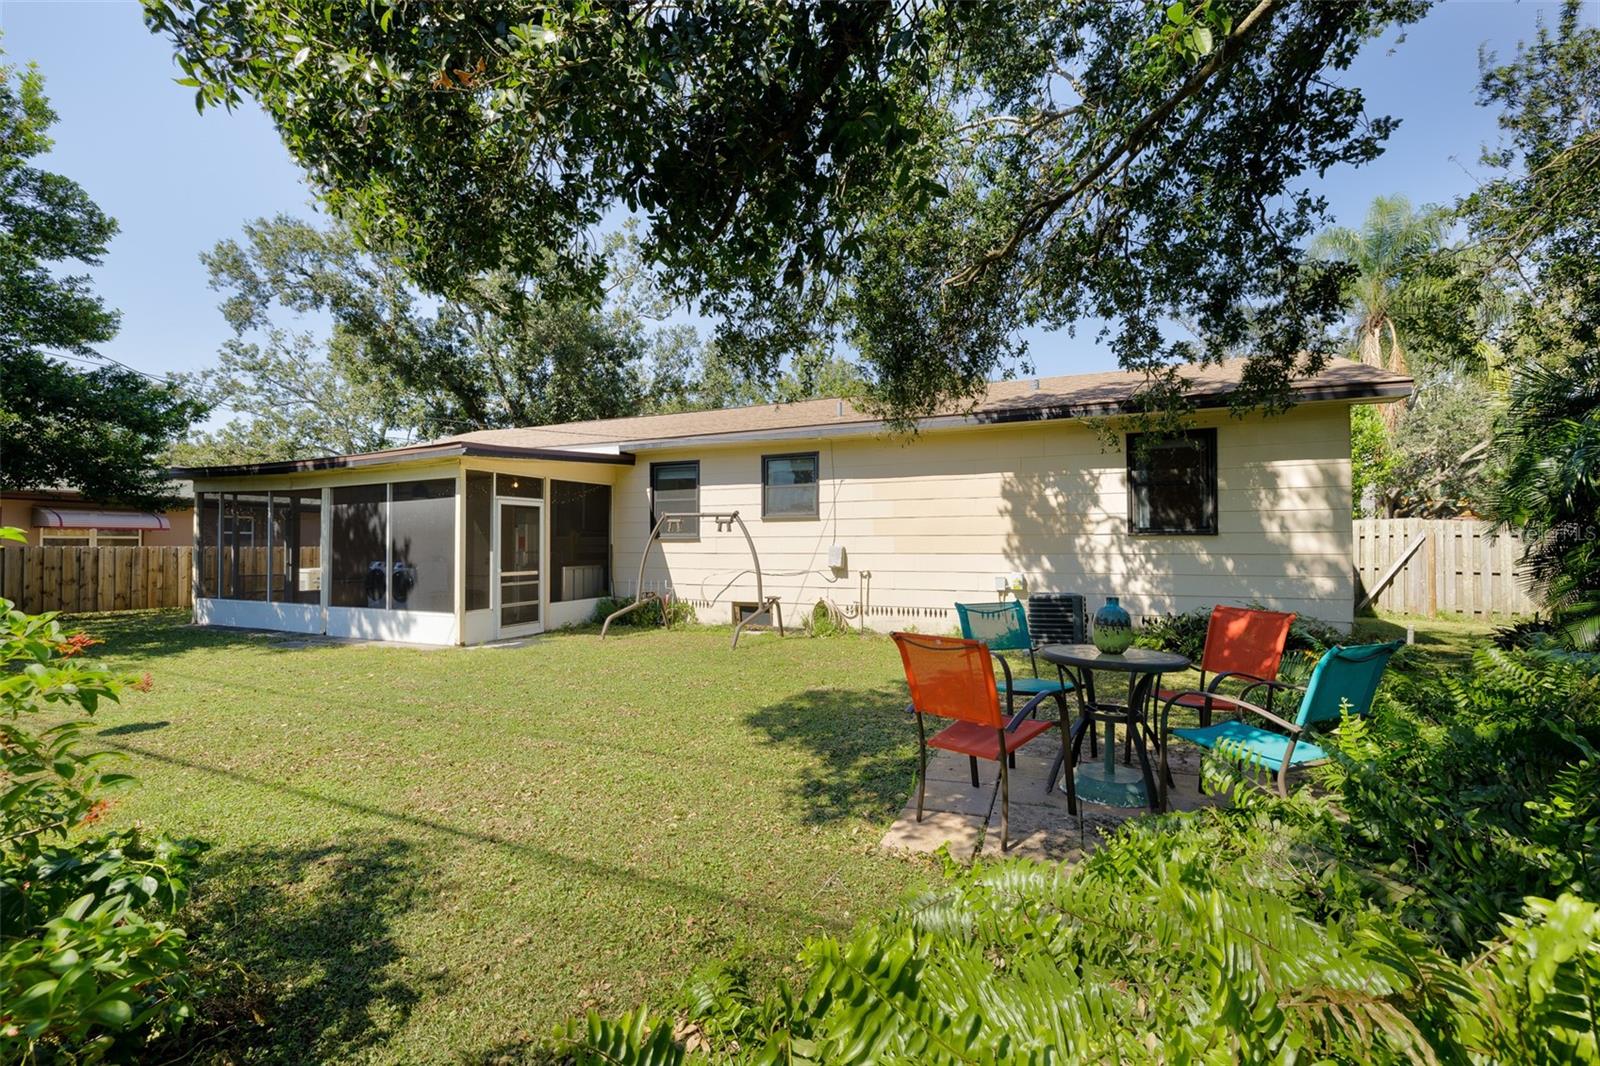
611, 404, 1356, 632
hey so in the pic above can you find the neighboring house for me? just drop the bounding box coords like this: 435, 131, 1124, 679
0, 486, 194, 549
173, 358, 1410, 646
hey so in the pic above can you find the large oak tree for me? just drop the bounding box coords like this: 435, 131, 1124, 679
145, 0, 1428, 421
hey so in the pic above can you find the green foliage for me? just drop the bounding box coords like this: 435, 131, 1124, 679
143, 0, 1428, 425
0, 50, 117, 360
174, 218, 865, 465
1312, 195, 1471, 382
1353, 370, 1503, 518
1482, 350, 1600, 648
179, 215, 656, 455
1350, 403, 1399, 516
1135, 604, 1346, 663
0, 51, 205, 507
1385, 369, 1501, 515
558, 836, 1600, 1063
0, 557, 204, 1061
1493, 616, 1566, 650
592, 596, 696, 629
1320, 646, 1600, 951
1467, 3, 1600, 648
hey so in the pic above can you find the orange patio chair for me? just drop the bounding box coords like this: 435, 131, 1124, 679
1155, 605, 1297, 727
893, 632, 1071, 852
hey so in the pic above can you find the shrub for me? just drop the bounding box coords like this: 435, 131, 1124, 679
1493, 615, 1566, 650
0, 538, 205, 1062
1320, 646, 1600, 952
1136, 604, 1346, 664
592, 595, 695, 628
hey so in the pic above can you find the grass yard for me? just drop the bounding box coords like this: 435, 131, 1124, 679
65, 609, 1498, 1063
78, 612, 930, 1064
1353, 612, 1497, 672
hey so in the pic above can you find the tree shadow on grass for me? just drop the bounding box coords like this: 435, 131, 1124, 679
75, 609, 339, 660
744, 682, 916, 826
178, 835, 439, 1065
97, 719, 170, 736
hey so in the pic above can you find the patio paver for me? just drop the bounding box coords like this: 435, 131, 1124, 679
881, 739, 1223, 863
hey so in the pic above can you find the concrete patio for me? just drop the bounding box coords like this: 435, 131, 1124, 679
880, 735, 1222, 862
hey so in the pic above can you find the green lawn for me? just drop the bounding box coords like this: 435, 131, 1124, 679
70, 609, 1497, 1063
78, 613, 930, 1064
1353, 612, 1498, 673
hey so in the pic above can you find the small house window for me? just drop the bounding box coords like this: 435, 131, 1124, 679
650, 461, 700, 541
762, 453, 819, 519
1127, 429, 1217, 535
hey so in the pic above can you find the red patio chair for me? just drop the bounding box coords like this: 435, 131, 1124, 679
893, 632, 1071, 852
1155, 605, 1297, 727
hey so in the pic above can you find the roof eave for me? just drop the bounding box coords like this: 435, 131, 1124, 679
607, 379, 1413, 450
171, 442, 635, 480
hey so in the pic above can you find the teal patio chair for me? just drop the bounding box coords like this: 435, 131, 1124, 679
1156, 640, 1403, 806
954, 600, 1078, 728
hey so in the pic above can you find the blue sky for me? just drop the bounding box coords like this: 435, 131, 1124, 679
0, 0, 1576, 388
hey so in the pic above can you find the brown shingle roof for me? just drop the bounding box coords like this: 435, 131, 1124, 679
437, 356, 1410, 451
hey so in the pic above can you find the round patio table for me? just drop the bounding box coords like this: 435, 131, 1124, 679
1039, 644, 1190, 812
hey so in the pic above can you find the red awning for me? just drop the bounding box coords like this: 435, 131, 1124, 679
31, 507, 171, 531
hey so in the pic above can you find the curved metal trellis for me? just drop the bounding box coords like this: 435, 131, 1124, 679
600, 510, 784, 649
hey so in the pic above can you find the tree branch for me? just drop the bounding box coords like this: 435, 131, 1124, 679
943, 0, 1281, 289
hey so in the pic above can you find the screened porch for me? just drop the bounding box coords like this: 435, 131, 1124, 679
186, 451, 627, 645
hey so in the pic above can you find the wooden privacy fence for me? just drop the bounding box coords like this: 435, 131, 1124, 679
1354, 518, 1535, 618
0, 546, 194, 615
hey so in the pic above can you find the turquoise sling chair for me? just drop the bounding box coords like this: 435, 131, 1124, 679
954, 601, 1084, 786
1156, 640, 1403, 808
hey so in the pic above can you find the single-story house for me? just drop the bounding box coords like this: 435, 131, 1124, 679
0, 485, 194, 548
172, 357, 1410, 646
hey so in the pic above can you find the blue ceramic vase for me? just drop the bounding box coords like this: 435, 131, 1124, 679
1092, 596, 1135, 654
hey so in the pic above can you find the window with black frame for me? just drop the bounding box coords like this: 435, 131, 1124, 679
1127, 429, 1218, 535
650, 461, 699, 540
762, 452, 819, 519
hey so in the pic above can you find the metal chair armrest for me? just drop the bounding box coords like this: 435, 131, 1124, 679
989, 649, 1015, 691
1206, 670, 1298, 694
1207, 671, 1304, 715
988, 652, 1031, 732
1158, 689, 1301, 736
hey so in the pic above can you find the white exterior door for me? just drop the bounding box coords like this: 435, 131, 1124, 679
494, 499, 544, 637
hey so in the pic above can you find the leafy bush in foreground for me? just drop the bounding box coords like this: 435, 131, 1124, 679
0, 561, 205, 1062
554, 644, 1600, 1064
1323, 646, 1600, 952
562, 817, 1599, 1063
